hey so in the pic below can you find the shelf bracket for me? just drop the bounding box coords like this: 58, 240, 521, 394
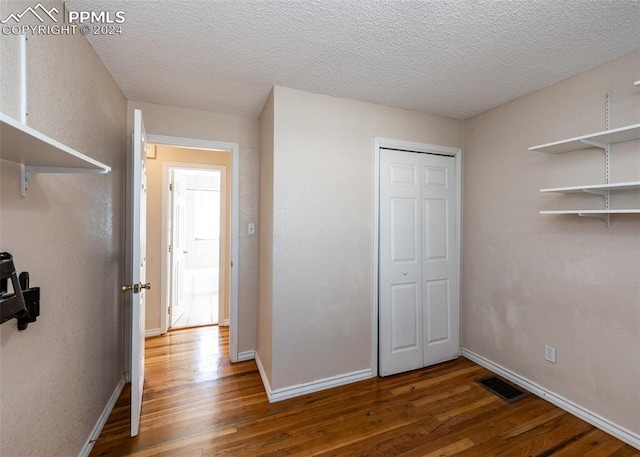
21, 164, 108, 197
580, 189, 612, 228
577, 212, 611, 228
579, 139, 607, 150
582, 189, 609, 198
583, 82, 611, 229
604, 91, 611, 187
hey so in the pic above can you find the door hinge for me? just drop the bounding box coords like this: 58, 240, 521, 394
169, 183, 174, 191
168, 244, 173, 253
167, 306, 171, 315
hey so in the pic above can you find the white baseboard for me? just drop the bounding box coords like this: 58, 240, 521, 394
254, 352, 273, 399
461, 348, 640, 450
145, 328, 162, 338
78, 375, 126, 457
255, 351, 372, 403
238, 350, 255, 362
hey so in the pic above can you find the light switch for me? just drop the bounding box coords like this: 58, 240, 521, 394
248, 223, 256, 235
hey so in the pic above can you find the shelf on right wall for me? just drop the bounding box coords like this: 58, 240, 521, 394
530, 86, 640, 226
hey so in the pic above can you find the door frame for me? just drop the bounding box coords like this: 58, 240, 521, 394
163, 163, 228, 330
372, 137, 462, 377
147, 134, 241, 363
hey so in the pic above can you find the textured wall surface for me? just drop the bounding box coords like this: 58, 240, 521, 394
0, 1, 127, 455
462, 51, 640, 435
145, 146, 231, 333
257, 89, 274, 381
126, 101, 260, 354
266, 86, 463, 390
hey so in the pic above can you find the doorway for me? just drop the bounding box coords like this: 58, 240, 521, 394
142, 135, 241, 363
168, 167, 226, 329
373, 138, 462, 377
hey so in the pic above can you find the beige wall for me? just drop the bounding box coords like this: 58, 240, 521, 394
260, 86, 463, 390
0, 1, 127, 454
127, 101, 260, 354
462, 51, 640, 434
145, 145, 232, 332
257, 89, 274, 381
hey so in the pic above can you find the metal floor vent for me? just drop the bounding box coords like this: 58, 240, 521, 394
476, 375, 529, 403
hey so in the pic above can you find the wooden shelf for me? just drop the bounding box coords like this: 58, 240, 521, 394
1, 113, 110, 195
529, 123, 640, 154
540, 181, 640, 193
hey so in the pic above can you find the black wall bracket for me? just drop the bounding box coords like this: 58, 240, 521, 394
0, 252, 40, 330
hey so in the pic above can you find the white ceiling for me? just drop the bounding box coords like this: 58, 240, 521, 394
68, 0, 640, 120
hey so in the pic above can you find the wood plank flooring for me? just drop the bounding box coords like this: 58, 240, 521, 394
90, 326, 639, 456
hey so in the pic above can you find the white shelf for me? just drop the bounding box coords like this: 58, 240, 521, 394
1, 113, 110, 195
540, 181, 640, 193
541, 209, 640, 215
529, 123, 640, 154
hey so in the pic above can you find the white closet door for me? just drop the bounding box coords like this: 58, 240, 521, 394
379, 150, 459, 376
379, 150, 424, 376
421, 154, 459, 366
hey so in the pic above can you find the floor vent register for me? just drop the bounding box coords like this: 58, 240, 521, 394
476, 375, 529, 403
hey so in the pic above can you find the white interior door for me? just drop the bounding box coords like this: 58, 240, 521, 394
421, 154, 458, 366
128, 109, 148, 437
169, 171, 187, 328
379, 150, 424, 376
379, 149, 458, 376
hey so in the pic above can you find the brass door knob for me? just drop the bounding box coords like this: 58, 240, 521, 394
140, 282, 151, 290
122, 284, 134, 293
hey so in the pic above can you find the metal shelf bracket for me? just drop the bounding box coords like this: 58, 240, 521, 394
574, 93, 613, 229
579, 139, 607, 150
577, 211, 611, 228
582, 188, 610, 198
21, 164, 107, 197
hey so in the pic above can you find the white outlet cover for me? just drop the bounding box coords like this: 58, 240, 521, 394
545, 344, 556, 363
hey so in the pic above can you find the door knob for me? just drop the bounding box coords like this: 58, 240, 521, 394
122, 284, 139, 293
122, 283, 150, 293
402, 270, 408, 276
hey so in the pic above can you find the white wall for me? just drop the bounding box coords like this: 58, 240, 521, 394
259, 86, 463, 391
0, 1, 127, 454
126, 101, 260, 354
257, 89, 274, 380
462, 51, 640, 436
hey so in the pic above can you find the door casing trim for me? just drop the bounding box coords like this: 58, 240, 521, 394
147, 134, 240, 363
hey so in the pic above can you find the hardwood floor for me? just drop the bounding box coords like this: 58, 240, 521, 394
90, 326, 639, 456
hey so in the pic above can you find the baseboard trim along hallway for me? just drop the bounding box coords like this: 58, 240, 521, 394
238, 350, 255, 362
461, 348, 640, 450
255, 352, 373, 403
79, 375, 126, 457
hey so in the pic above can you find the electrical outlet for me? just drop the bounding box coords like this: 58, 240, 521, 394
248, 223, 256, 235
545, 344, 556, 363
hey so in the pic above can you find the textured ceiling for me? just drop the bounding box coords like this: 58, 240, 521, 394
67, 0, 640, 120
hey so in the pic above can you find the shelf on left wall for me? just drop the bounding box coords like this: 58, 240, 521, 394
0, 113, 111, 196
